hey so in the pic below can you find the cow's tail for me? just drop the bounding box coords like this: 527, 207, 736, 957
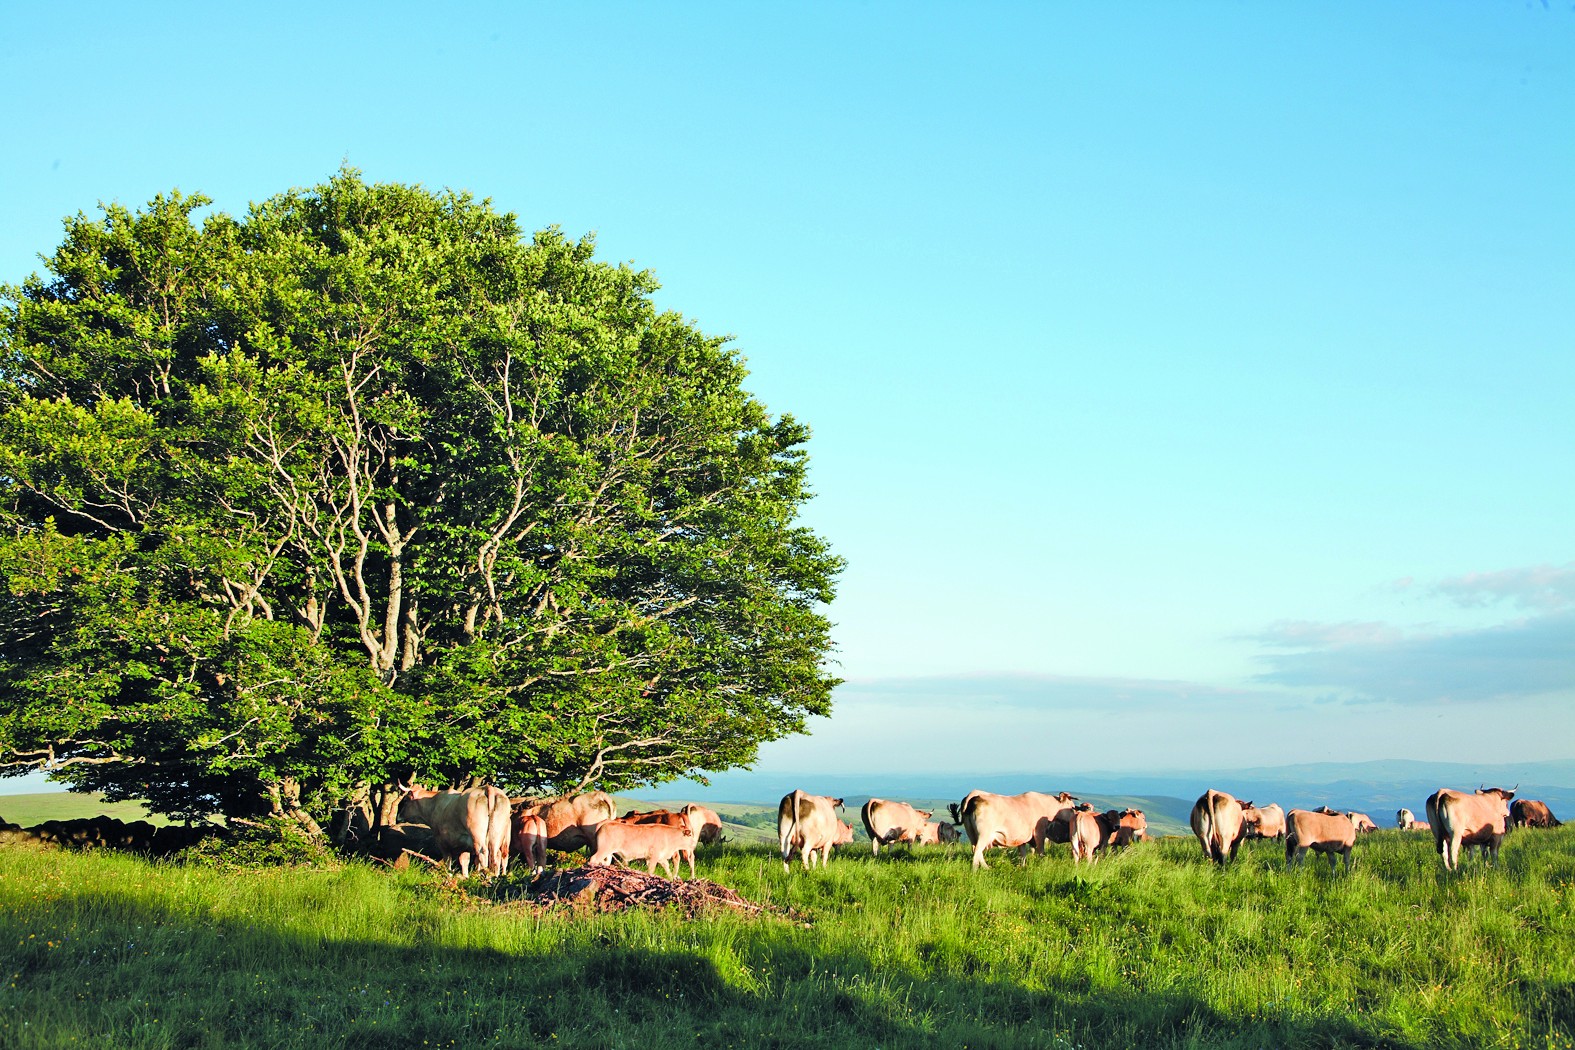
778, 790, 804, 870
957, 793, 984, 845
860, 800, 880, 842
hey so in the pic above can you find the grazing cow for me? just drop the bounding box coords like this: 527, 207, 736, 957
1509, 799, 1562, 829
1096, 808, 1148, 851
861, 799, 936, 855
910, 821, 954, 846
1346, 811, 1379, 834
1190, 790, 1247, 866
1240, 802, 1287, 841
1068, 806, 1104, 864
397, 782, 493, 877
514, 791, 617, 854
589, 813, 699, 878
512, 813, 548, 875
621, 805, 726, 845
1285, 809, 1356, 873
1426, 787, 1516, 870
1396, 808, 1431, 832
778, 791, 851, 871
950, 790, 1079, 870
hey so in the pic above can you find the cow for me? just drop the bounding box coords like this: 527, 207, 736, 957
484, 785, 511, 875
1509, 799, 1562, 829
910, 820, 962, 845
861, 798, 936, 855
589, 813, 699, 879
513, 791, 617, 854
621, 805, 726, 845
1240, 802, 1286, 841
950, 790, 1079, 870
1096, 808, 1148, 851
513, 812, 548, 876
778, 790, 851, 871
1068, 806, 1103, 864
1396, 808, 1417, 829
1426, 787, 1516, 870
1285, 808, 1356, 873
1346, 811, 1379, 834
396, 782, 494, 877
1190, 790, 1247, 866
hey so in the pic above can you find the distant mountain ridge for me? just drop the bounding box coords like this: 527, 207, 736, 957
636, 758, 1575, 826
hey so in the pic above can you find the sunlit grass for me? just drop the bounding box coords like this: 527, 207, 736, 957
0, 828, 1571, 1048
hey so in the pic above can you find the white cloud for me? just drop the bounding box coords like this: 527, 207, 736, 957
1432, 563, 1575, 612
1252, 610, 1575, 705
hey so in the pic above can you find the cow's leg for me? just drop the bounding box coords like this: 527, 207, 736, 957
1342, 847, 1352, 874
971, 841, 988, 870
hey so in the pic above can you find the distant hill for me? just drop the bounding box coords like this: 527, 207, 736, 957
631, 758, 1575, 831
0, 793, 170, 828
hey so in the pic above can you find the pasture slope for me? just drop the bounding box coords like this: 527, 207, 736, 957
1, 827, 1572, 1048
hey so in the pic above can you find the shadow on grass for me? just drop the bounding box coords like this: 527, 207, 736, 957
0, 879, 1437, 1050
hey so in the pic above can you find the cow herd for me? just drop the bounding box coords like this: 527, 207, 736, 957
389, 781, 725, 880
382, 780, 1562, 882
1184, 786, 1561, 874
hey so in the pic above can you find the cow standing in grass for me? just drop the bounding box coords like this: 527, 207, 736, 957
1427, 787, 1515, 870
514, 792, 617, 855
1509, 799, 1561, 829
590, 813, 700, 879
861, 799, 936, 855
1191, 790, 1247, 866
1241, 802, 1286, 841
778, 790, 851, 871
1285, 809, 1356, 873
951, 790, 1079, 870
397, 782, 494, 878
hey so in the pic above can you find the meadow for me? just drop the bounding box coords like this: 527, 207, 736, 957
0, 829, 1571, 1049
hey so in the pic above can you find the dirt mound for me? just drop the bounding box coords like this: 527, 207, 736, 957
525, 864, 768, 916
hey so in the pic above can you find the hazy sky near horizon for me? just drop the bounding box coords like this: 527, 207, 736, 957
3, 3, 1571, 779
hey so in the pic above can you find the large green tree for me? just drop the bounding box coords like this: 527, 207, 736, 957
0, 172, 841, 831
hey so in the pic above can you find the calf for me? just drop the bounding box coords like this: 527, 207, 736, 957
1285, 808, 1356, 873
589, 814, 699, 878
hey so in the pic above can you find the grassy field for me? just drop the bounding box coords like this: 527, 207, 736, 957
1, 827, 1572, 1049
0, 793, 170, 829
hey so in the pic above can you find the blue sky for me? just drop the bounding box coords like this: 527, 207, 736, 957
3, 3, 1571, 779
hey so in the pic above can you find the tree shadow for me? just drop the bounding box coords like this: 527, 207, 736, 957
0, 876, 1444, 1050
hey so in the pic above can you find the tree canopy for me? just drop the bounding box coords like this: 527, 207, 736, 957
0, 171, 841, 830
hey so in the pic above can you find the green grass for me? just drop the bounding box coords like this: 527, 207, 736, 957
0, 793, 171, 829
1, 830, 1571, 1048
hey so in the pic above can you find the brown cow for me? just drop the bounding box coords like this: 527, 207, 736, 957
589, 813, 699, 878
1190, 790, 1247, 866
484, 786, 511, 875
1285, 808, 1356, 872
861, 798, 936, 855
951, 790, 1079, 870
911, 820, 962, 845
513, 813, 548, 875
397, 783, 493, 877
514, 791, 617, 854
1096, 808, 1148, 851
1068, 806, 1103, 864
1427, 787, 1515, 870
1346, 811, 1379, 834
1240, 802, 1286, 841
1509, 799, 1561, 829
777, 790, 850, 871
621, 805, 726, 845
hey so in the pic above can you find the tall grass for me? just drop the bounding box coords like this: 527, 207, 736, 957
1, 829, 1571, 1048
